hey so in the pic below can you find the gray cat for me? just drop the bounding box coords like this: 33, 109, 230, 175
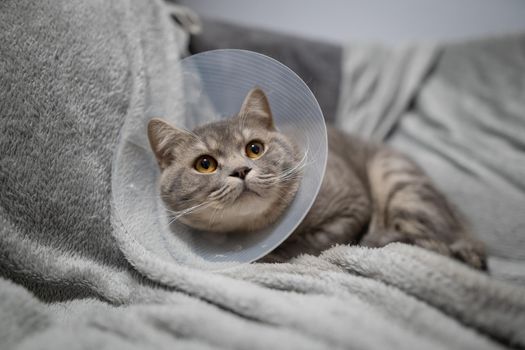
148, 88, 487, 269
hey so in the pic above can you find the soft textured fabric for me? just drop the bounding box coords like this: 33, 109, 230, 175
2, 244, 524, 349
335, 36, 525, 286
335, 43, 439, 140
337, 36, 525, 286
1, 1, 525, 349
388, 36, 525, 286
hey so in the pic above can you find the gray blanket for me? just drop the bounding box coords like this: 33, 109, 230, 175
336, 36, 525, 286
1, 1, 524, 349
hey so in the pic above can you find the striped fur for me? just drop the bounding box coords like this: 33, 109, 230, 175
266, 126, 487, 270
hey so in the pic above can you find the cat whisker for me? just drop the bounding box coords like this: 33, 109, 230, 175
257, 171, 303, 187
256, 150, 310, 186
166, 186, 234, 225
213, 191, 237, 206
209, 185, 229, 200
257, 151, 309, 180
207, 206, 221, 228
167, 201, 212, 225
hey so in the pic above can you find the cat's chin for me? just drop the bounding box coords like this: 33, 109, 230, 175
174, 176, 301, 233
179, 193, 285, 233
234, 187, 262, 202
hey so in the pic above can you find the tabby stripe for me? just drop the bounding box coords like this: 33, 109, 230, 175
387, 208, 439, 237
382, 168, 422, 181
382, 180, 414, 225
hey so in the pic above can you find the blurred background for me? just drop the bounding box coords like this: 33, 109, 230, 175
177, 0, 525, 44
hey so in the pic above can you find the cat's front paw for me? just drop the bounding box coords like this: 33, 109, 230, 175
449, 239, 487, 270
361, 231, 487, 271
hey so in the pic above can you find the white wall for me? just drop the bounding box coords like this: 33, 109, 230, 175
177, 0, 525, 44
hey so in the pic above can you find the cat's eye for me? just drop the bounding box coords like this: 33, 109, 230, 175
245, 140, 264, 159
194, 155, 218, 173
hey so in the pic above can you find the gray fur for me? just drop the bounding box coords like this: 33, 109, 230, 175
266, 127, 487, 269
148, 88, 301, 232
151, 89, 486, 269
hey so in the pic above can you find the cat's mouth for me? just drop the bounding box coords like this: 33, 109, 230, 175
239, 184, 261, 198
219, 180, 264, 207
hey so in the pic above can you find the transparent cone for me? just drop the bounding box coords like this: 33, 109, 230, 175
112, 50, 327, 270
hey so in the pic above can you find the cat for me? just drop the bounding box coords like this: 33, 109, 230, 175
148, 87, 487, 270
147, 88, 301, 233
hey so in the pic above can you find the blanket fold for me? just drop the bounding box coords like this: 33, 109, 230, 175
335, 43, 439, 140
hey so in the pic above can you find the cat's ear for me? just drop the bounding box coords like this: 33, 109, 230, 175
147, 118, 188, 169
239, 87, 275, 130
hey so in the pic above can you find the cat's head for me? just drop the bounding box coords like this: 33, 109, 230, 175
147, 88, 302, 233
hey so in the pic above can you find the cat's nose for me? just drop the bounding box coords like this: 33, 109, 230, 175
230, 166, 252, 180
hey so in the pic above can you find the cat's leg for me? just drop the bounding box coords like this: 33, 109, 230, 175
361, 148, 487, 270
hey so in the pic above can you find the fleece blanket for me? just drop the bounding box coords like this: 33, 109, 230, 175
336, 36, 525, 286
1, 1, 524, 349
